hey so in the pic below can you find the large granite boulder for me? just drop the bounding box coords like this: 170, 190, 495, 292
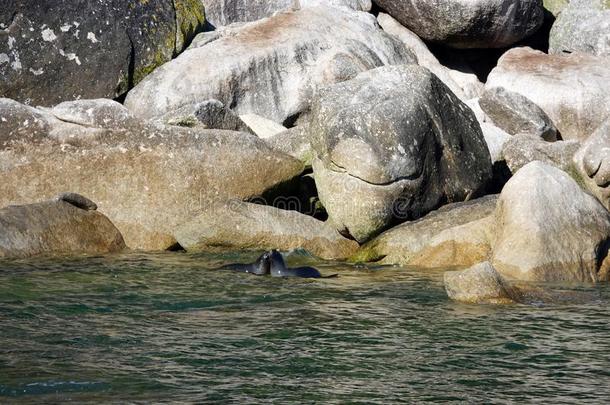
373, 0, 544, 48
175, 201, 359, 260
0, 197, 126, 259
480, 87, 558, 141
444, 262, 517, 304
486, 47, 610, 141
573, 118, 610, 210
0, 0, 205, 106
492, 161, 610, 283
310, 65, 492, 242
502, 134, 581, 173
0, 98, 304, 251
353, 196, 497, 268
203, 0, 372, 27
124, 6, 416, 122
550, 0, 610, 57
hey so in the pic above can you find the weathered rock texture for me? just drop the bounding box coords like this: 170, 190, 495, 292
0, 198, 126, 259
444, 262, 516, 304
574, 118, 610, 210
175, 201, 359, 260
353, 196, 497, 268
310, 65, 492, 242
492, 161, 610, 283
550, 0, 610, 57
0, 98, 304, 251
502, 134, 581, 173
124, 6, 416, 122
486, 47, 610, 141
0, 0, 205, 106
373, 0, 544, 48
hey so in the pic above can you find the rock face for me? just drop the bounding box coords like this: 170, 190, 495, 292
124, 6, 416, 122
175, 201, 359, 260
373, 0, 544, 48
0, 198, 126, 259
444, 262, 516, 304
492, 161, 610, 283
502, 134, 581, 173
0, 98, 304, 251
160, 99, 252, 132
203, 0, 372, 27
480, 87, 558, 141
353, 196, 497, 268
486, 47, 610, 141
0, 0, 205, 106
550, 0, 610, 57
310, 65, 492, 242
480, 123, 512, 164
574, 118, 610, 210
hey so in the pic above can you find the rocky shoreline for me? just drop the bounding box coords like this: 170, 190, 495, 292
1, 0, 609, 304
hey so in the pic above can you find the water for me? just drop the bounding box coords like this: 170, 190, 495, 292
1, 252, 609, 403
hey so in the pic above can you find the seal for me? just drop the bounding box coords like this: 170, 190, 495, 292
267, 250, 337, 279
218, 251, 271, 275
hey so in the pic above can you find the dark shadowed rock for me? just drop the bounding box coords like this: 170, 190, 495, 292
0, 0, 205, 106
54, 192, 98, 211
0, 199, 126, 259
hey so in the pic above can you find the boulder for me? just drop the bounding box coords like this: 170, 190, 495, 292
373, 0, 544, 48
544, 0, 570, 16
264, 126, 314, 166
239, 114, 287, 139
486, 47, 610, 141
0, 0, 205, 106
0, 98, 304, 251
353, 196, 497, 268
160, 99, 252, 132
175, 201, 358, 260
481, 123, 511, 164
480, 87, 558, 141
502, 134, 581, 173
203, 0, 372, 27
550, 0, 610, 57
124, 6, 416, 122
0, 198, 126, 259
492, 161, 610, 283
444, 262, 516, 304
310, 65, 492, 242
573, 118, 610, 210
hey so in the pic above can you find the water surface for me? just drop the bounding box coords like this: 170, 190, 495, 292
1, 252, 609, 403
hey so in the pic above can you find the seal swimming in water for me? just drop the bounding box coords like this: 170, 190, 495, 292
219, 250, 337, 279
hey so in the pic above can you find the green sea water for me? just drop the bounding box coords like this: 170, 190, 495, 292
1, 252, 609, 403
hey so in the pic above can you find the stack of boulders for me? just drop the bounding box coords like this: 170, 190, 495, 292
1, 0, 609, 300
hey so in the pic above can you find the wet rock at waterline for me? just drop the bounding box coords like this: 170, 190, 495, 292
574, 118, 610, 211
0, 98, 304, 251
124, 6, 416, 122
0, 0, 205, 106
0, 198, 126, 259
492, 161, 610, 283
175, 201, 358, 260
373, 0, 544, 48
444, 262, 516, 305
310, 65, 492, 242
486, 47, 610, 142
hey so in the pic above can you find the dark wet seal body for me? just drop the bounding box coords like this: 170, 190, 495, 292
218, 251, 271, 275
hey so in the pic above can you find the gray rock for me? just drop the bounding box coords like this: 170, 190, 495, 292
175, 201, 359, 260
502, 134, 581, 173
480, 87, 558, 141
265, 126, 314, 166
486, 47, 610, 141
0, 98, 305, 251
0, 0, 205, 106
0, 199, 126, 259
310, 65, 492, 242
239, 114, 287, 139
54, 192, 98, 211
373, 0, 544, 48
444, 262, 516, 304
550, 0, 610, 57
480, 123, 511, 164
124, 6, 416, 122
492, 161, 610, 283
543, 0, 570, 16
353, 196, 497, 268
573, 118, 610, 210
161, 99, 251, 132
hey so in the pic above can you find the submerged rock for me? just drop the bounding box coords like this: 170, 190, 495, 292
0, 98, 304, 251
492, 161, 610, 283
0, 0, 205, 106
373, 0, 544, 48
444, 262, 516, 304
124, 6, 415, 122
175, 201, 358, 260
573, 118, 610, 210
310, 64, 492, 242
0, 198, 126, 259
550, 0, 610, 57
486, 47, 610, 141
